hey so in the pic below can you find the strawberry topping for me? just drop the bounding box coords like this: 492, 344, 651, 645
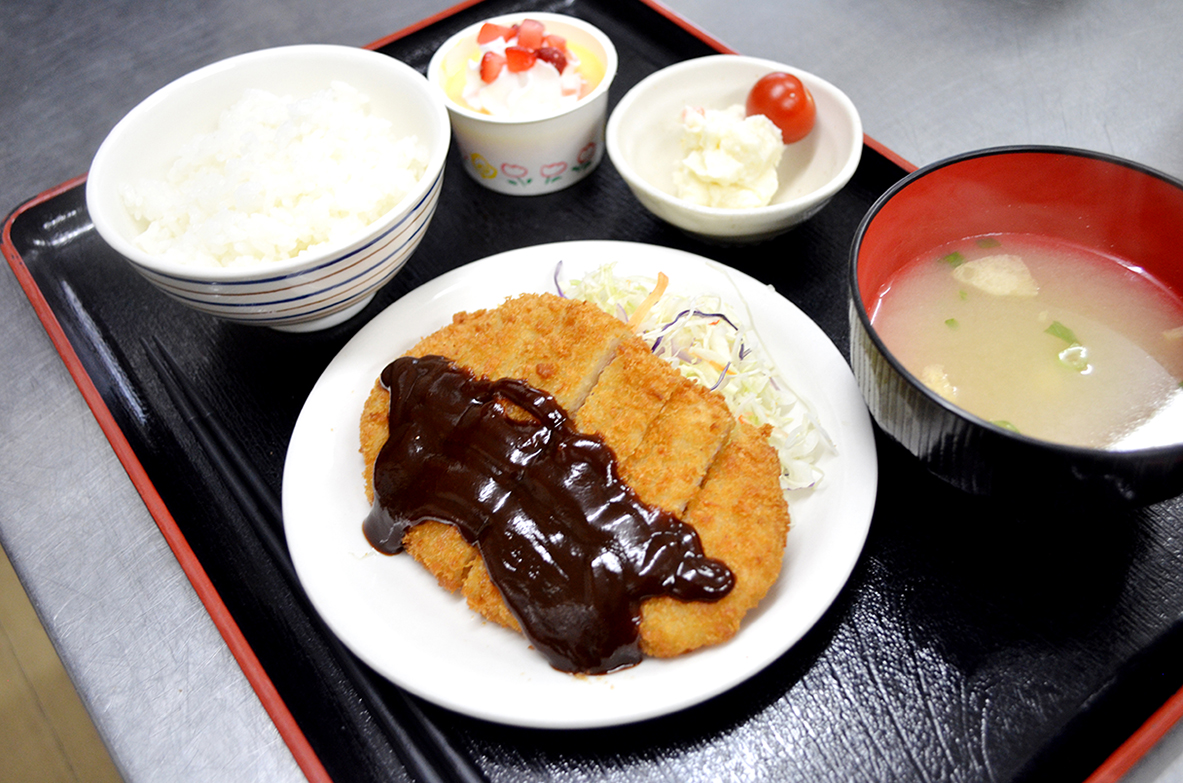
475, 19, 574, 83
476, 22, 513, 44
535, 46, 568, 73
516, 18, 546, 49
505, 45, 538, 73
479, 51, 506, 83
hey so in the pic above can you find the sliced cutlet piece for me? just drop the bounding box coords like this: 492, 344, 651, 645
412, 293, 627, 413
366, 293, 629, 628
638, 420, 791, 658
443, 295, 633, 626
491, 293, 629, 413
574, 335, 682, 466
620, 377, 735, 516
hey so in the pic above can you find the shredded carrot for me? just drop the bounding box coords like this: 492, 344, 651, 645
627, 272, 669, 331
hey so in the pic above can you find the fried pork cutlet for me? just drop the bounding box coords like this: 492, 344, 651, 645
359, 292, 790, 667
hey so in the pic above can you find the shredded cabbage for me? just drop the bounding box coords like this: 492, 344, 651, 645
558, 262, 832, 494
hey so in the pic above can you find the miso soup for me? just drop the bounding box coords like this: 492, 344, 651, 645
870, 234, 1183, 449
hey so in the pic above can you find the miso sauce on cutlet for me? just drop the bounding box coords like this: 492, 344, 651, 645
362, 355, 735, 675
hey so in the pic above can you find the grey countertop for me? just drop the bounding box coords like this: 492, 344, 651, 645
2, 0, 1182, 780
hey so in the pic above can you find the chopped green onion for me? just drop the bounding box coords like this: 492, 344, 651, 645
976, 237, 1002, 248
958, 289, 968, 301
1044, 321, 1091, 371
1045, 321, 1078, 344
993, 420, 1020, 432
1058, 344, 1090, 372
945, 318, 959, 329
940, 251, 965, 268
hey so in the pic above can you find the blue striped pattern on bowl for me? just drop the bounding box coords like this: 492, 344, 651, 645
128, 171, 443, 330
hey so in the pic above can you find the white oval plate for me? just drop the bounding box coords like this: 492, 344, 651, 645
282, 240, 877, 728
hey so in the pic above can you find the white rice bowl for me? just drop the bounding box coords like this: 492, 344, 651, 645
120, 81, 430, 269
86, 44, 451, 331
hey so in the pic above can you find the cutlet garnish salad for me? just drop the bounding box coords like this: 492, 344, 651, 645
558, 262, 831, 493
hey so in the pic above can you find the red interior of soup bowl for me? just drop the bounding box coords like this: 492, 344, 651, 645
855, 148, 1183, 312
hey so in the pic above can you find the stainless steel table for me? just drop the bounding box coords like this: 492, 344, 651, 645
3, 0, 1181, 780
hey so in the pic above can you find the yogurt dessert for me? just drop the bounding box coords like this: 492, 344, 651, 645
460, 19, 588, 119
440, 16, 607, 120
429, 13, 617, 195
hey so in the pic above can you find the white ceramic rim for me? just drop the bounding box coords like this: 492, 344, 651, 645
606, 53, 863, 216
86, 44, 450, 283
426, 11, 619, 127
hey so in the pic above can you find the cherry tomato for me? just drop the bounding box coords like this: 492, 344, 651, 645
745, 72, 816, 143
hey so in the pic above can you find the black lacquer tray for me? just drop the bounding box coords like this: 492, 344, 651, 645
6, 1, 1183, 781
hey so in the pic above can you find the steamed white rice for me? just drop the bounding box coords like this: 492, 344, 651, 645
119, 81, 429, 268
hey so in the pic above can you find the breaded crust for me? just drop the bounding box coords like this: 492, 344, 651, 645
574, 337, 681, 465
618, 379, 734, 516
359, 292, 791, 660
638, 420, 788, 657
410, 292, 628, 412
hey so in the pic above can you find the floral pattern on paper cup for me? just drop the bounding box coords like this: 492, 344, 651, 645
541, 161, 568, 185
575, 143, 597, 170
455, 116, 607, 196
501, 163, 531, 187
470, 153, 497, 179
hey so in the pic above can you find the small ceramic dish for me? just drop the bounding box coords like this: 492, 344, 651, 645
86, 44, 450, 332
606, 54, 862, 243
850, 146, 1183, 506
427, 12, 618, 196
